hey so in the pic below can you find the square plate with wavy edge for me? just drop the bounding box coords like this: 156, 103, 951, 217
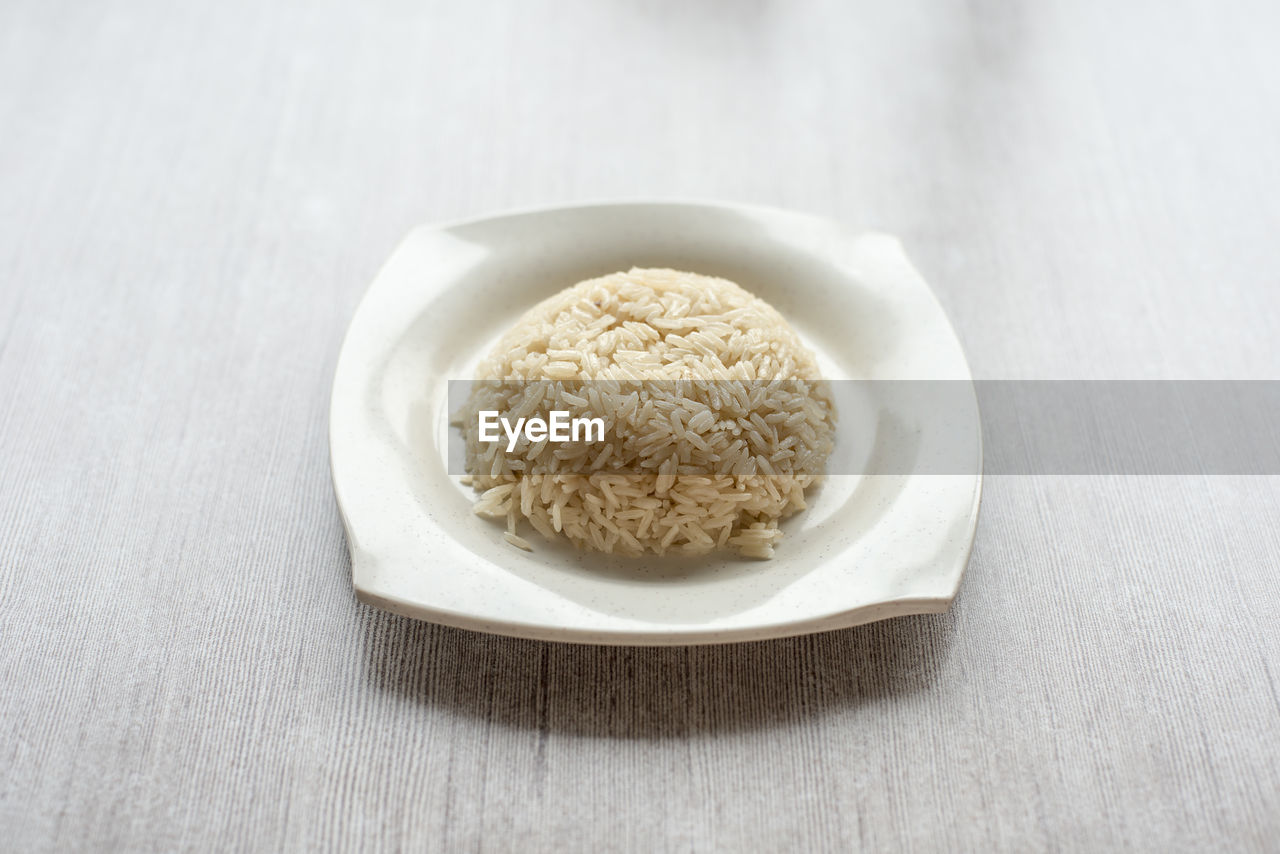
329, 201, 981, 644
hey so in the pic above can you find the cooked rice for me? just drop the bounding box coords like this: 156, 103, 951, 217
455, 268, 835, 558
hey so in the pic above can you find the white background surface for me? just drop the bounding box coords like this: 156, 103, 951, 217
2, 0, 1279, 850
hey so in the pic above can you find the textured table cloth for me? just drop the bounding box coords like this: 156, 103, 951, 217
3, 0, 1278, 850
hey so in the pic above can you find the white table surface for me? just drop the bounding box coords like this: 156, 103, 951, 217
3, 0, 1279, 850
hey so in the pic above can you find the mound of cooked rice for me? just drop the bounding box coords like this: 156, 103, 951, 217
455, 268, 835, 558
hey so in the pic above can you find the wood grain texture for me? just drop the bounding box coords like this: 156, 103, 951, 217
2, 0, 1279, 850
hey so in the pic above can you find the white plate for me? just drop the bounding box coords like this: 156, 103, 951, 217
330, 201, 981, 644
